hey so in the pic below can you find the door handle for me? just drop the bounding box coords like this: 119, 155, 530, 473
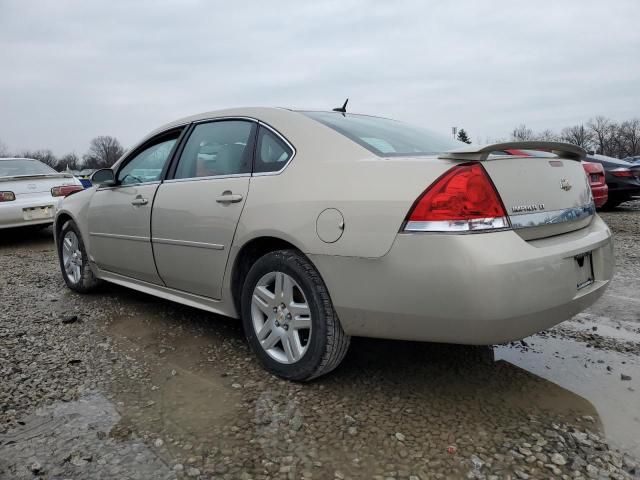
215, 191, 243, 204
131, 196, 148, 206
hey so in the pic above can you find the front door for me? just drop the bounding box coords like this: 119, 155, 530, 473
88, 133, 181, 284
151, 119, 256, 299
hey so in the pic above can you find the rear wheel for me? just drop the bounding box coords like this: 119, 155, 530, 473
240, 249, 350, 381
58, 220, 100, 293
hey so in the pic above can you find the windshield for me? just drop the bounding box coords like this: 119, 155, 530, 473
301, 111, 463, 157
0, 159, 57, 177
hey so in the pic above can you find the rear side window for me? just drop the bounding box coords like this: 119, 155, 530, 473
254, 127, 293, 173
301, 111, 461, 157
174, 120, 255, 179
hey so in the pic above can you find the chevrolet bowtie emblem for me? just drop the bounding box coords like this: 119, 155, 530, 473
560, 178, 572, 191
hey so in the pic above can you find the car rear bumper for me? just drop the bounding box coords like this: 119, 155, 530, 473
0, 195, 59, 229
591, 184, 608, 208
311, 215, 613, 345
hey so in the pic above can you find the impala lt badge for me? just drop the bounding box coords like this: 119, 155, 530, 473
560, 178, 572, 191
511, 204, 545, 213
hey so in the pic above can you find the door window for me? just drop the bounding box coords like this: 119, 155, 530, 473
254, 127, 294, 173
117, 136, 179, 185
174, 120, 255, 179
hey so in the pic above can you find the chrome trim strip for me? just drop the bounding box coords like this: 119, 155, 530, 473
509, 203, 595, 230
96, 181, 161, 191
152, 237, 224, 250
405, 217, 509, 233
163, 173, 250, 184
89, 232, 150, 242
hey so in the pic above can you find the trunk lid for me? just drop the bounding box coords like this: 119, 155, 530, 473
441, 141, 593, 240
0, 174, 79, 196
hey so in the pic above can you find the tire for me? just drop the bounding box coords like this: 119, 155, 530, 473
240, 249, 350, 381
57, 220, 100, 293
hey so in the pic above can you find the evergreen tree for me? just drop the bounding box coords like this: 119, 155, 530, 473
456, 128, 472, 144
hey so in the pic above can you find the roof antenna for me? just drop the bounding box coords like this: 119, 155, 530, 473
333, 98, 349, 113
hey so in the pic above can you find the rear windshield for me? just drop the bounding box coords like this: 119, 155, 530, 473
0, 159, 57, 177
301, 111, 462, 157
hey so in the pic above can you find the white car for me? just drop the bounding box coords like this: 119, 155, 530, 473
0, 158, 83, 230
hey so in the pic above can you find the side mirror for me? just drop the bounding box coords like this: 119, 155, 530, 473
91, 168, 116, 186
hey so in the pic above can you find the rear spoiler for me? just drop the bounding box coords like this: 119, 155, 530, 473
0, 173, 75, 183
439, 141, 586, 161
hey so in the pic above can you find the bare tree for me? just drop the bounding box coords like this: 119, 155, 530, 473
18, 149, 58, 169
535, 129, 559, 142
511, 124, 534, 141
83, 136, 125, 169
619, 119, 640, 158
560, 124, 593, 150
59, 153, 80, 171
587, 116, 617, 156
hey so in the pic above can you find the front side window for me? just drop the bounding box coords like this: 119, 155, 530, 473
301, 111, 462, 157
117, 136, 179, 185
174, 120, 255, 179
254, 127, 293, 173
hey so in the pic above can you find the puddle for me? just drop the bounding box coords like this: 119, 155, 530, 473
5, 289, 638, 478
90, 310, 633, 478
106, 313, 242, 458
564, 316, 640, 343
496, 334, 640, 456
0, 393, 175, 479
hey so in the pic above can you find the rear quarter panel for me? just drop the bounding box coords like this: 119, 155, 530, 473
234, 111, 455, 259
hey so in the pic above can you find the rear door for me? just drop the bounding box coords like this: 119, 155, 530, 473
151, 119, 257, 299
88, 129, 182, 283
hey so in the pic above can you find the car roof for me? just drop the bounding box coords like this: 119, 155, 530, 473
146, 107, 386, 138
150, 107, 313, 134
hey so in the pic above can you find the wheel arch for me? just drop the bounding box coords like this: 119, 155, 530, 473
54, 211, 76, 244
229, 236, 320, 315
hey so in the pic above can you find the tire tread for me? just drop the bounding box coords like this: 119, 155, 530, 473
59, 220, 100, 293
242, 249, 350, 381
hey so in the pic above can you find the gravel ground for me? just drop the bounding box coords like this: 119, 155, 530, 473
1, 200, 639, 479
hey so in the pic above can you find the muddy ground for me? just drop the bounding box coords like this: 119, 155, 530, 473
0, 201, 639, 480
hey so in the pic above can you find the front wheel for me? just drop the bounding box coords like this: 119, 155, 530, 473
57, 220, 100, 293
240, 249, 350, 381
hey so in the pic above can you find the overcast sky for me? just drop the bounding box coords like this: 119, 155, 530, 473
1, 0, 639, 155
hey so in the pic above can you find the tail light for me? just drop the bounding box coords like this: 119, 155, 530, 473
404, 162, 509, 232
51, 185, 84, 197
610, 168, 633, 178
0, 191, 16, 202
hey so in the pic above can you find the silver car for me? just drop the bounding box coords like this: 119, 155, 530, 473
54, 108, 614, 380
1, 158, 83, 230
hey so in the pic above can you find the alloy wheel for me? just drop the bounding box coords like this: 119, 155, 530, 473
250, 271, 312, 364
62, 231, 82, 285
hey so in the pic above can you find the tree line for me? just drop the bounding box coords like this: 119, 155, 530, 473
0, 136, 125, 172
461, 116, 640, 158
